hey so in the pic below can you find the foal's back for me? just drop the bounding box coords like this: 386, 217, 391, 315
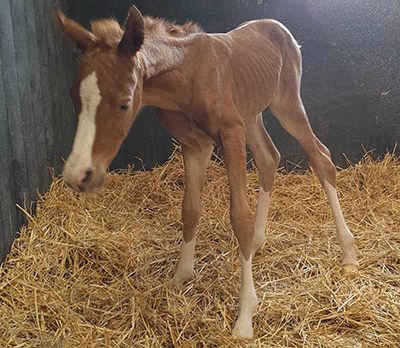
189, 19, 302, 119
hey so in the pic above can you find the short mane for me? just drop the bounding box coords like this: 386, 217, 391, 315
91, 19, 123, 46
90, 16, 203, 47
144, 17, 203, 38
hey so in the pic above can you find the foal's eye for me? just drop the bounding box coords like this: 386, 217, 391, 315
119, 104, 128, 110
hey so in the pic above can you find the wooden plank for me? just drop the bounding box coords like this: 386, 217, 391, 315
22, 0, 50, 191
32, 0, 57, 171
0, 0, 29, 241
0, 0, 26, 260
43, 0, 63, 171
9, 0, 40, 201
0, 56, 18, 262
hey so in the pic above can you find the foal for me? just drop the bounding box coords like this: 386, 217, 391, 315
55, 6, 358, 339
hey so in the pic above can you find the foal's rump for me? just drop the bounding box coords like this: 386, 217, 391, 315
224, 19, 302, 118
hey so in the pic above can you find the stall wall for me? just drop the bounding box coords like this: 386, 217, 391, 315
0, 0, 76, 261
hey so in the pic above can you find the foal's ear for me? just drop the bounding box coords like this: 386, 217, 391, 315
54, 5, 97, 52
118, 5, 145, 57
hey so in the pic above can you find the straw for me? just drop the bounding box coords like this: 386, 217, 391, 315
1, 149, 399, 347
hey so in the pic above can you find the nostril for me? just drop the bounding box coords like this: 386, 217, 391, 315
82, 169, 93, 184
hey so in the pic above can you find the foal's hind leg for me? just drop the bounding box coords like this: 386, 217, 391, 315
246, 113, 280, 257
270, 100, 358, 267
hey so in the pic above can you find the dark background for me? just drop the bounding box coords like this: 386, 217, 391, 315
67, 0, 400, 170
0, 0, 399, 262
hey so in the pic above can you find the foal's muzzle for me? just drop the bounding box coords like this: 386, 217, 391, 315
63, 165, 105, 193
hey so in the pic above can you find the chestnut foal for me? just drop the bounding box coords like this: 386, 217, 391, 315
55, 6, 358, 339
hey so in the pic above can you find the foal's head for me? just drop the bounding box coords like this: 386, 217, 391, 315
55, 6, 145, 192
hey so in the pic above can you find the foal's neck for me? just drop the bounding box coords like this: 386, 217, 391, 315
141, 36, 191, 79
140, 35, 198, 111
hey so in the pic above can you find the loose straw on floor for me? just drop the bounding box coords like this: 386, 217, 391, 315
1, 150, 399, 347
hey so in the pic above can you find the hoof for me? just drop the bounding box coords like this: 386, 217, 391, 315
172, 270, 193, 286
171, 276, 186, 286
341, 263, 359, 276
341, 249, 358, 269
341, 258, 359, 270
232, 320, 253, 340
342, 263, 359, 270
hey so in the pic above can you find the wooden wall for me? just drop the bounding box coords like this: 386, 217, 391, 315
0, 0, 76, 262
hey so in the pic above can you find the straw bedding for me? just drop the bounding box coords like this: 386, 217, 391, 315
1, 150, 399, 347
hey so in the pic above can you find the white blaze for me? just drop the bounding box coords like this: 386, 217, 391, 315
64, 72, 101, 180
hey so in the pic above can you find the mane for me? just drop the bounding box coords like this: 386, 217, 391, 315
89, 16, 203, 47
143, 17, 203, 38
91, 19, 123, 46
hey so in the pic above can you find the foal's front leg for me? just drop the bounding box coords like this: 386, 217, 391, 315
220, 124, 258, 340
172, 143, 213, 285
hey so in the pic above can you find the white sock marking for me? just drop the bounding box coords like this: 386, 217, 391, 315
323, 180, 357, 266
253, 188, 271, 255
233, 254, 257, 339
173, 238, 196, 285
